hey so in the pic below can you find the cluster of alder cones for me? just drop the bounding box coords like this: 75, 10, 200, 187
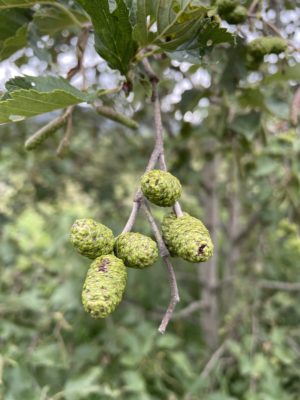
70, 170, 213, 319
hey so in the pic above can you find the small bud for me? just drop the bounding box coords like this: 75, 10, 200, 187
224, 5, 247, 24
216, 0, 238, 15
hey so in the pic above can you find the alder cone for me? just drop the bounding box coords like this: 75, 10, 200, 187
248, 37, 287, 58
70, 218, 114, 259
246, 37, 287, 69
162, 212, 214, 263
224, 5, 247, 24
82, 255, 127, 318
114, 232, 158, 269
141, 169, 182, 207
215, 0, 238, 15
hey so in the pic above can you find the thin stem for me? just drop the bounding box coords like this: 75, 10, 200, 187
259, 280, 300, 291
290, 86, 300, 126
122, 192, 143, 233
56, 107, 74, 157
262, 18, 284, 38
173, 202, 183, 217
142, 199, 169, 257
200, 341, 227, 379
97, 85, 123, 98
142, 200, 180, 333
142, 58, 184, 217
248, 0, 261, 15
67, 26, 90, 80
159, 257, 180, 334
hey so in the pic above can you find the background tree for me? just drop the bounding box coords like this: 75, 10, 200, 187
0, 1, 300, 399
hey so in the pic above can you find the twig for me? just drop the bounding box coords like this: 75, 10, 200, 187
142, 200, 180, 333
121, 59, 183, 331
259, 280, 300, 291
97, 86, 123, 97
248, 0, 261, 15
122, 192, 143, 233
55, 27, 90, 156
94, 105, 139, 130
142, 199, 169, 257
56, 107, 74, 157
143, 58, 183, 217
173, 202, 183, 217
200, 341, 227, 380
290, 86, 300, 126
67, 26, 90, 79
122, 59, 171, 232
262, 18, 284, 38
172, 300, 207, 319
158, 257, 180, 334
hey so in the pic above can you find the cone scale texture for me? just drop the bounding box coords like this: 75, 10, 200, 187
82, 255, 127, 318
114, 232, 158, 269
162, 212, 214, 263
70, 218, 114, 259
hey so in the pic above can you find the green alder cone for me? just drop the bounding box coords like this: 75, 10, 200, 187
246, 37, 287, 69
248, 37, 287, 57
224, 5, 247, 24
82, 255, 127, 318
70, 218, 114, 259
141, 170, 182, 207
215, 0, 238, 15
162, 212, 214, 263
114, 232, 158, 269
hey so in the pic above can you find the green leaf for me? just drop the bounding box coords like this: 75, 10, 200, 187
263, 64, 300, 84
0, 76, 94, 124
238, 87, 290, 120
155, 2, 207, 51
76, 0, 138, 75
0, 8, 32, 60
197, 18, 235, 54
0, 8, 30, 40
27, 21, 51, 62
30, 343, 68, 368
33, 6, 88, 35
156, 0, 191, 33
255, 157, 279, 177
238, 87, 266, 110
230, 111, 261, 140
153, 3, 234, 61
64, 367, 103, 400
0, 24, 28, 60
122, 370, 147, 393
179, 89, 207, 113
265, 95, 289, 120
130, 0, 148, 45
0, 0, 54, 9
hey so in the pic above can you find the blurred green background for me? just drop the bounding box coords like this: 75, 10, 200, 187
1, 99, 300, 399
